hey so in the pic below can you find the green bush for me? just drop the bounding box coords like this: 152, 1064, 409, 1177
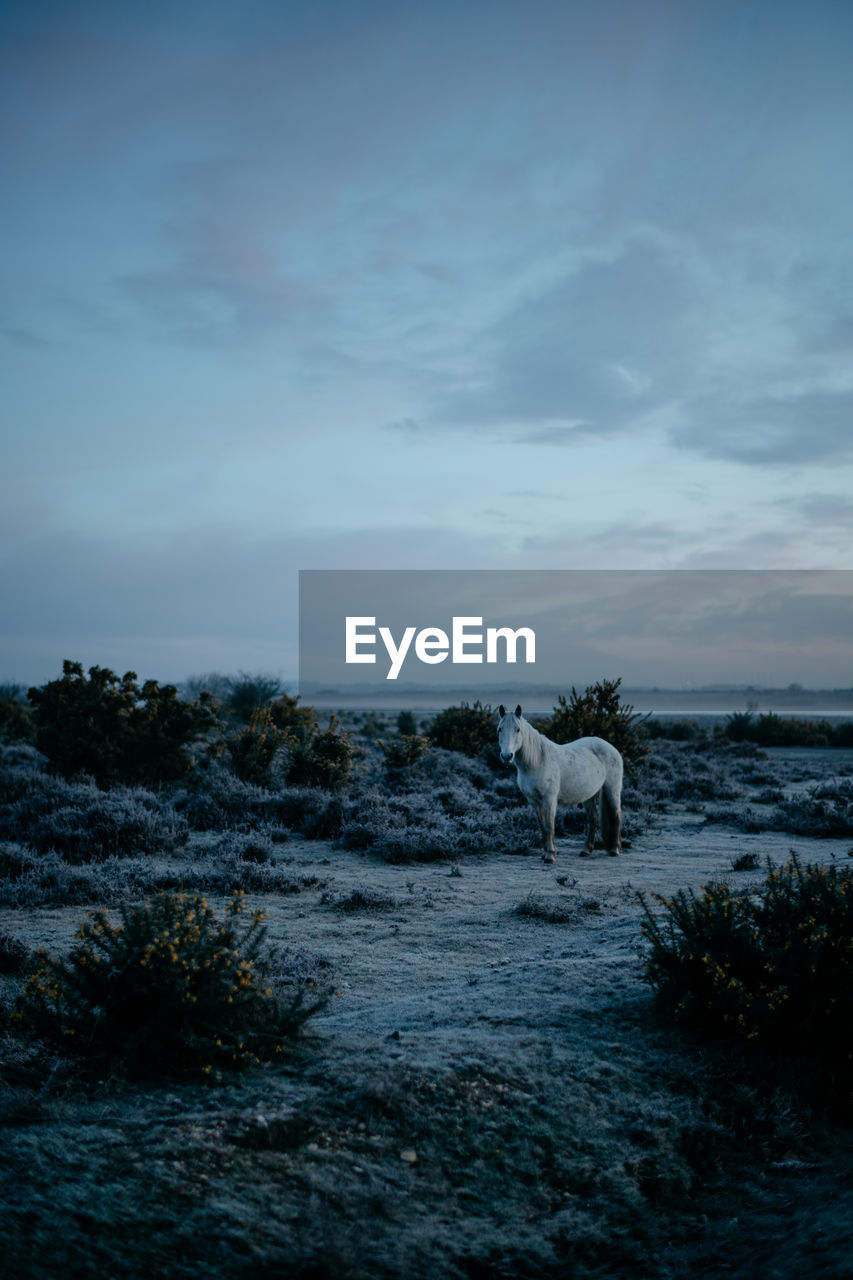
640, 856, 853, 1091
358, 713, 386, 740
268, 692, 317, 739
285, 716, 354, 790
13, 890, 330, 1079
28, 661, 217, 787
227, 705, 288, 786
396, 710, 418, 736
0, 685, 33, 742
226, 672, 283, 723
427, 701, 496, 758
538, 678, 649, 774
377, 734, 429, 774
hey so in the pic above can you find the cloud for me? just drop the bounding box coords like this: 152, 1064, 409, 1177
437, 236, 700, 434
677, 389, 853, 465
787, 493, 853, 528
1, 324, 53, 349
116, 216, 334, 348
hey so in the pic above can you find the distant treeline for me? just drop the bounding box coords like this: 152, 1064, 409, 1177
647, 711, 853, 748
722, 710, 853, 748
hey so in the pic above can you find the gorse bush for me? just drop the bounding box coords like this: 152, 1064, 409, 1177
396, 710, 418, 736
538, 678, 649, 775
28, 661, 217, 786
226, 705, 288, 786
377, 733, 429, 775
427, 701, 496, 758
0, 684, 33, 742
285, 716, 354, 790
13, 890, 331, 1079
640, 856, 853, 1093
268, 692, 317, 739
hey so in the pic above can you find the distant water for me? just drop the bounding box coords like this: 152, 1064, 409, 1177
301, 684, 853, 719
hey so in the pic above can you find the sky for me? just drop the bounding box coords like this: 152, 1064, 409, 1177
2, 0, 853, 688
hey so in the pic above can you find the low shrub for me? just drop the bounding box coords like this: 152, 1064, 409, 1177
178, 769, 276, 831
705, 782, 853, 838
731, 852, 760, 872
285, 716, 354, 790
268, 692, 317, 738
640, 856, 853, 1093
766, 784, 853, 838
326, 888, 400, 913
426, 701, 496, 758
337, 775, 534, 862
12, 890, 331, 1079
28, 661, 217, 786
224, 672, 283, 723
0, 772, 187, 862
177, 768, 343, 838
396, 710, 418, 736
0, 932, 32, 976
358, 713, 387, 741
0, 685, 33, 742
0, 846, 170, 908
0, 840, 324, 909
377, 734, 429, 775
514, 891, 601, 922
226, 706, 288, 786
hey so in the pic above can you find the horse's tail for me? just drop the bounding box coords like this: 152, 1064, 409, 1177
600, 750, 623, 853
600, 789, 620, 851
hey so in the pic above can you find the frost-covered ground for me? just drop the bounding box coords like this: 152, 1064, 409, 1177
1, 743, 853, 1278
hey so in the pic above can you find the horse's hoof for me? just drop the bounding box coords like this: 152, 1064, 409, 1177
608, 850, 619, 857
542, 854, 556, 864
579, 849, 591, 858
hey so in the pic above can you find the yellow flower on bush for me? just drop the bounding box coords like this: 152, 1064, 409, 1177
13, 890, 332, 1080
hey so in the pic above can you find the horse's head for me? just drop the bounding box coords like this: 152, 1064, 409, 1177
497, 704, 524, 764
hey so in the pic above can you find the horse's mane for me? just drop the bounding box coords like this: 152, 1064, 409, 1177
519, 716, 548, 769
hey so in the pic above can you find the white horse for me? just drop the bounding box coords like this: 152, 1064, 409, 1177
497, 704, 623, 862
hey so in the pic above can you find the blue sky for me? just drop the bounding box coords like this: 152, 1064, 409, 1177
3, 0, 853, 686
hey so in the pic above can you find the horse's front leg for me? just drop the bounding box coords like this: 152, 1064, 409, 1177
531, 797, 549, 858
536, 793, 558, 863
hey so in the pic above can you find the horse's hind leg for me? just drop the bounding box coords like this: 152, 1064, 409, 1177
581, 792, 600, 856
601, 780, 622, 856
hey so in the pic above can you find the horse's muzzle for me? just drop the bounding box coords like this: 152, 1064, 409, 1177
500, 751, 515, 763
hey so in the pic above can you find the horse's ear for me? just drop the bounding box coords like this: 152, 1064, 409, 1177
515, 704, 522, 718
498, 705, 505, 717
